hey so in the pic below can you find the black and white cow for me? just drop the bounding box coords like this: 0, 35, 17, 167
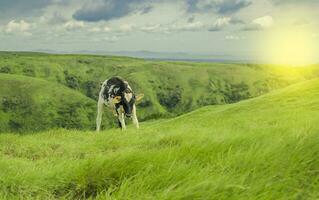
96, 77, 143, 131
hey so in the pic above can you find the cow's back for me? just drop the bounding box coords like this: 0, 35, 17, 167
103, 77, 126, 98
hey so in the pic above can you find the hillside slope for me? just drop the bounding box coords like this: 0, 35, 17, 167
1, 79, 319, 199
1, 52, 319, 121
0, 74, 103, 132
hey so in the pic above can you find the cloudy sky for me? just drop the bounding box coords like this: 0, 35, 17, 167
0, 0, 318, 61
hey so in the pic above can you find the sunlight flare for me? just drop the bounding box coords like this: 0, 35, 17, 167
258, 8, 319, 67
263, 28, 317, 66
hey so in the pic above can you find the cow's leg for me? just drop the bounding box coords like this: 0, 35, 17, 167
118, 119, 122, 129
96, 97, 104, 132
132, 104, 139, 129
118, 108, 126, 130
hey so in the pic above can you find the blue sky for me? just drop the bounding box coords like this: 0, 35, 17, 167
0, 0, 318, 61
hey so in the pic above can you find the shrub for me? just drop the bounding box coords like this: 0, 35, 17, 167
65, 74, 80, 89
2, 95, 48, 132
0, 66, 11, 73
157, 85, 183, 110
2, 96, 24, 112
224, 82, 251, 103
138, 99, 152, 108
78, 59, 91, 64
55, 102, 92, 129
8, 119, 22, 131
23, 67, 36, 77
83, 81, 99, 99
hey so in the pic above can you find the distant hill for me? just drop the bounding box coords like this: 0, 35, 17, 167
32, 50, 250, 62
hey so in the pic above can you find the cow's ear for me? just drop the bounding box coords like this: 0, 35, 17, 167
136, 93, 144, 102
112, 96, 122, 104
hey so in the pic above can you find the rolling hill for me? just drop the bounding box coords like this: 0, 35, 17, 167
1, 52, 319, 133
0, 78, 318, 199
0, 74, 100, 132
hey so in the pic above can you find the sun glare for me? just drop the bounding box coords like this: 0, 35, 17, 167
261, 27, 318, 67
262, 28, 318, 66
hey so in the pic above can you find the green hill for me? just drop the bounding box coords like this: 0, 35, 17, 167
1, 52, 319, 123
1, 79, 318, 199
0, 74, 100, 132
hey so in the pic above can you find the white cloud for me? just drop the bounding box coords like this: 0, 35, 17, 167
215, 17, 231, 27
253, 16, 274, 28
171, 21, 205, 32
104, 26, 112, 32
242, 15, 274, 31
138, 21, 206, 34
85, 23, 135, 35
140, 24, 161, 32
87, 25, 112, 33
63, 21, 85, 30
137, 17, 232, 33
208, 17, 231, 31
88, 27, 101, 32
119, 24, 135, 32
5, 20, 31, 33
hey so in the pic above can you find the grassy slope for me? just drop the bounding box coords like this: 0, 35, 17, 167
1, 78, 319, 199
1, 52, 319, 122
0, 74, 105, 132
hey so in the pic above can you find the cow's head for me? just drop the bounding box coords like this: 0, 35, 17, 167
122, 91, 135, 117
112, 86, 144, 118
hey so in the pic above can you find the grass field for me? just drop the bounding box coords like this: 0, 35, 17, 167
1, 0, 318, 198
1, 77, 319, 199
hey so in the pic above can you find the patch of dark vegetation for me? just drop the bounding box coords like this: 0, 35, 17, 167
254, 77, 292, 96
196, 97, 219, 106
0, 66, 12, 73
56, 75, 62, 83
2, 96, 22, 112
138, 99, 152, 108
64, 70, 80, 89
82, 80, 99, 100
86, 68, 94, 74
183, 98, 193, 112
223, 82, 251, 103
157, 85, 183, 110
22, 67, 36, 77
78, 59, 92, 65
55, 101, 94, 130
0, 90, 96, 132
1, 95, 48, 132
8, 120, 23, 132
254, 80, 271, 95
195, 79, 252, 105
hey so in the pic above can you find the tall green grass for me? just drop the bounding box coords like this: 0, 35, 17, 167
1, 78, 319, 199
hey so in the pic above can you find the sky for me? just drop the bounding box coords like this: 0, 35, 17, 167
0, 0, 318, 62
